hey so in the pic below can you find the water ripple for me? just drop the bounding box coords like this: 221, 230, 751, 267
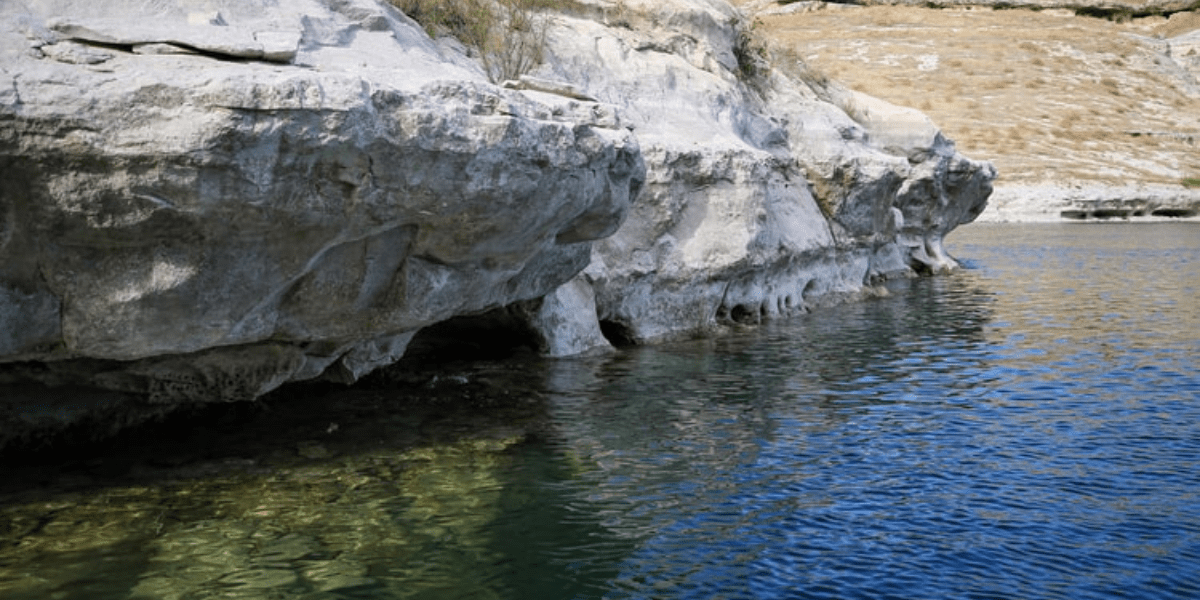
539, 224, 1200, 600
1, 224, 1197, 600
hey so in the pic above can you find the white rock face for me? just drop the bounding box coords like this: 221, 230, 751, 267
981, 183, 1200, 222
0, 0, 643, 403
528, 0, 994, 347
0, 0, 994, 426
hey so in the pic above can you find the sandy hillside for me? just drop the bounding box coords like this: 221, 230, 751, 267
738, 1, 1200, 216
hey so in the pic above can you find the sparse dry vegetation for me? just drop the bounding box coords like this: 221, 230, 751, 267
391, 0, 562, 83
734, 15, 774, 95
742, 3, 1200, 187
772, 44, 834, 97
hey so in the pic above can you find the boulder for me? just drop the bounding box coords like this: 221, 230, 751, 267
0, 0, 643, 410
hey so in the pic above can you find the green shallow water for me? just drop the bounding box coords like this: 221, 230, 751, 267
0, 367, 600, 599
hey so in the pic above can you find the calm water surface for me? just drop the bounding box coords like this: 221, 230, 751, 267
1, 223, 1198, 599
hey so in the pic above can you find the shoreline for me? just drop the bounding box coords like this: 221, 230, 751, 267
975, 182, 1200, 223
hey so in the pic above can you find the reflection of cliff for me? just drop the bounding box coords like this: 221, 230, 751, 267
547, 270, 994, 458
948, 222, 1200, 377
547, 268, 995, 445
530, 271, 998, 588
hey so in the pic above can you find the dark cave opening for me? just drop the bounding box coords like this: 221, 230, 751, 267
404, 307, 544, 362
598, 319, 638, 348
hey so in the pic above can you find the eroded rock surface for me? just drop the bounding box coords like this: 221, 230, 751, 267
1, 0, 993, 448
1, 0, 643, 415
528, 0, 994, 347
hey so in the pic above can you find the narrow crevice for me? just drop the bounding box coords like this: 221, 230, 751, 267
598, 319, 638, 348
61, 37, 289, 64
909, 256, 935, 277
1150, 207, 1198, 218
58, 38, 136, 54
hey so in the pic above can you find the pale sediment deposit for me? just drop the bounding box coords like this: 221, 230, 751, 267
0, 0, 994, 449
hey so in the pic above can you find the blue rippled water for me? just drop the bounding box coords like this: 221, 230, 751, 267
534, 223, 1200, 599
1, 223, 1197, 599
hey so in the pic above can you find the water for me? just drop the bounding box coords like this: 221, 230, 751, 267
1, 223, 1198, 600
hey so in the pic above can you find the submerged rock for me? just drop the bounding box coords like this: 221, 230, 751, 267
0, 0, 993, 449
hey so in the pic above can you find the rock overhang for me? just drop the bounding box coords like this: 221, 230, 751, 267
0, 0, 996, 451
0, 0, 645, 397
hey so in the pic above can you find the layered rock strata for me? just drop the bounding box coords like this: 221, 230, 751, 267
0, 0, 994, 447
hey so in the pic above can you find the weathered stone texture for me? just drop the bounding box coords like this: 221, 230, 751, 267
1, 0, 993, 445
533, 0, 993, 346
1, 0, 643, 407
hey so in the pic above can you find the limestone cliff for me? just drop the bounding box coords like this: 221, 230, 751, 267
0, 0, 993, 449
524, 0, 994, 351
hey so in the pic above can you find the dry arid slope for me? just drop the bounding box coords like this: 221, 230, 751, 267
739, 1, 1200, 219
